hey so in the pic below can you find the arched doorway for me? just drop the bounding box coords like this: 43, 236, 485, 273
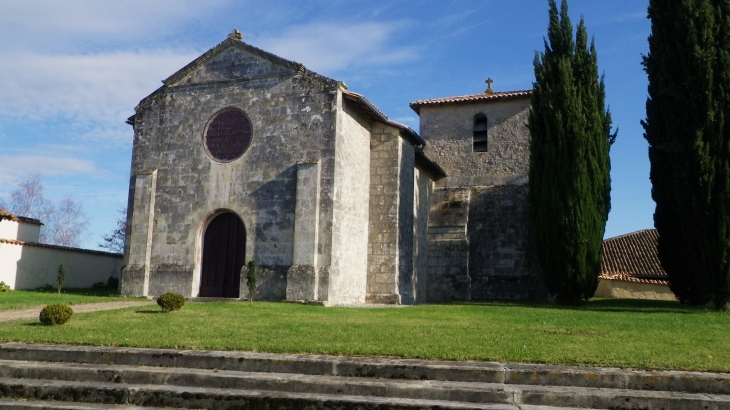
200, 212, 245, 297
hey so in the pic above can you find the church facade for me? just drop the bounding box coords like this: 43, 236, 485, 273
120, 31, 546, 305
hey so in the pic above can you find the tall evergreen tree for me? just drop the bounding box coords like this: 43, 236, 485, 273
643, 0, 730, 309
528, 0, 616, 305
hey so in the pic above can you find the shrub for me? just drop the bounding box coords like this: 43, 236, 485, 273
56, 264, 66, 295
0, 281, 10, 292
92, 281, 106, 288
246, 260, 257, 304
107, 276, 119, 289
157, 292, 185, 312
39, 304, 74, 325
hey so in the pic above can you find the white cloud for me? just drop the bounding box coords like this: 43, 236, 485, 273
0, 0, 233, 52
256, 22, 418, 75
0, 155, 100, 188
0, 50, 200, 124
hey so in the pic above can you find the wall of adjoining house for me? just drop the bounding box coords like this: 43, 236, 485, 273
0, 219, 40, 243
595, 279, 677, 301
0, 241, 121, 290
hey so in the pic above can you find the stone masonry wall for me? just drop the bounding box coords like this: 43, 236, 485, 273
367, 123, 405, 304
125, 44, 340, 299
418, 96, 547, 301
425, 188, 471, 302
468, 185, 546, 300
412, 164, 432, 303
419, 98, 531, 187
326, 96, 371, 305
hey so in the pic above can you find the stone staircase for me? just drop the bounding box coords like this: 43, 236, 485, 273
0, 343, 728, 409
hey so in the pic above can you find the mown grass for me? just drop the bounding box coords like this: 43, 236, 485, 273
0, 288, 137, 311
0, 298, 728, 372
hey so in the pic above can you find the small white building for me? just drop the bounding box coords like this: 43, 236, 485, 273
0, 209, 122, 290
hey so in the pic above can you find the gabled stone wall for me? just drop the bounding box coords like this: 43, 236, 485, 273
418, 96, 547, 301
122, 43, 341, 300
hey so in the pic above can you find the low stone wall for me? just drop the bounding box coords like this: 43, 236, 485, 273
595, 278, 677, 301
0, 239, 121, 290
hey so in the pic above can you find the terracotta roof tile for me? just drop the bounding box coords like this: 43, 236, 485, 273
409, 90, 532, 114
600, 229, 667, 284
0, 209, 18, 222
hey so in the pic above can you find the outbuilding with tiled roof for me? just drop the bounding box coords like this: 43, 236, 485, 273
595, 229, 676, 300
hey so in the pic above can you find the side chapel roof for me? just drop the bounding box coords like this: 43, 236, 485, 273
599, 229, 668, 285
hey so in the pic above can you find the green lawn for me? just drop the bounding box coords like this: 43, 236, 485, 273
0, 298, 727, 373
0, 288, 137, 311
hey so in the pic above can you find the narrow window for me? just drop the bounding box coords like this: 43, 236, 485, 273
473, 113, 489, 152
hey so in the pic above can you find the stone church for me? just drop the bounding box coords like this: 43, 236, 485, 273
120, 30, 546, 305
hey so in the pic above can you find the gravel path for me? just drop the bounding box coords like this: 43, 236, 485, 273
0, 301, 156, 323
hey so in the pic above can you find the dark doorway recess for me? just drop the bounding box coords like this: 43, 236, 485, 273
200, 212, 245, 297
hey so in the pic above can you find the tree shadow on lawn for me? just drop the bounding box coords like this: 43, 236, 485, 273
443, 298, 713, 314
135, 309, 165, 314
27, 287, 119, 297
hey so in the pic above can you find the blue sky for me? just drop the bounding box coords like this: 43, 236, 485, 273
0, 0, 650, 250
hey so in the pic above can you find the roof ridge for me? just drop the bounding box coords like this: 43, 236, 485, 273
409, 89, 532, 114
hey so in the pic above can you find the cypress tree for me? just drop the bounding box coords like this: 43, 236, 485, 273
643, 0, 730, 309
528, 0, 616, 305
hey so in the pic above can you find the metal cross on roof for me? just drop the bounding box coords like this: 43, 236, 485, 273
485, 78, 494, 95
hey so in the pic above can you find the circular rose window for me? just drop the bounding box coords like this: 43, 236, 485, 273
203, 108, 253, 162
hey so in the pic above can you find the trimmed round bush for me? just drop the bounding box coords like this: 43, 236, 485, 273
39, 304, 73, 325
157, 292, 185, 312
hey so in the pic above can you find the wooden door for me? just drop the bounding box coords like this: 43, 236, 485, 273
200, 212, 244, 297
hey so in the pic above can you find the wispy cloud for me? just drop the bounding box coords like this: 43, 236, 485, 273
615, 12, 646, 22
0, 50, 200, 124
0, 155, 100, 188
257, 22, 419, 75
0, 0, 234, 52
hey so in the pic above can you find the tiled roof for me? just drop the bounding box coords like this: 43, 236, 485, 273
599, 229, 668, 285
0, 209, 42, 225
342, 90, 425, 146
409, 90, 532, 114
0, 209, 18, 222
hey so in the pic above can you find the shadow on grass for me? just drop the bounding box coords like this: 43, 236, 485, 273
22, 323, 45, 327
136, 310, 165, 314
26, 287, 119, 297
438, 298, 714, 314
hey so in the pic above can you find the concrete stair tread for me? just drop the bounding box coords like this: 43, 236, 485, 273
2, 342, 729, 394
2, 373, 730, 409
0, 377, 591, 410
0, 398, 186, 409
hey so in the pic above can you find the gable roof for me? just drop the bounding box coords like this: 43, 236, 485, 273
409, 90, 532, 114
163, 34, 306, 87
600, 229, 667, 285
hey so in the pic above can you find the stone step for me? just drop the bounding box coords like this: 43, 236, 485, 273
1, 362, 729, 410
1, 343, 728, 394
0, 378, 598, 410
0, 399, 185, 409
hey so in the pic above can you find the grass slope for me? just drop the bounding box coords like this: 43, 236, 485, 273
0, 288, 136, 311
0, 299, 727, 372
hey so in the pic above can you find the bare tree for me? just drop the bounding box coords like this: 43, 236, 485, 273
1, 175, 88, 246
99, 207, 126, 254
47, 196, 89, 247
